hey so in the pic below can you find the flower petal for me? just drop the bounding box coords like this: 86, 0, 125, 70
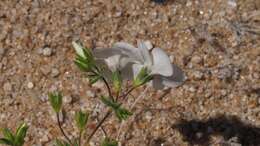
137, 40, 153, 66
132, 63, 144, 78
93, 47, 137, 70
151, 48, 173, 76
93, 47, 123, 59
152, 64, 185, 89
104, 55, 121, 71
113, 42, 144, 63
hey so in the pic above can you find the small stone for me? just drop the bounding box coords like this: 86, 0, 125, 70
36, 48, 43, 55
51, 68, 60, 77
0, 48, 6, 60
27, 82, 34, 89
217, 67, 232, 80
3, 82, 12, 92
145, 111, 152, 121
86, 90, 95, 98
228, 0, 237, 8
40, 135, 49, 143
92, 81, 104, 88
42, 47, 52, 56
40, 65, 51, 75
191, 55, 202, 64
189, 86, 196, 93
39, 94, 48, 102
196, 132, 203, 139
192, 70, 204, 80
114, 11, 122, 17
64, 95, 73, 104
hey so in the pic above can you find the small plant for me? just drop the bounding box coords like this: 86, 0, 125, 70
0, 123, 29, 146
47, 40, 184, 145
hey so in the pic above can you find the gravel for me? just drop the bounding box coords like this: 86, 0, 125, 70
27, 82, 34, 89
3, 82, 12, 92
42, 47, 52, 57
0, 48, 6, 60
50, 68, 60, 78
0, 0, 259, 146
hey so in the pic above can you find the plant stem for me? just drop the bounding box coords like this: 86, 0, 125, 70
101, 77, 113, 101
79, 130, 82, 146
86, 110, 112, 143
117, 86, 136, 101
56, 113, 73, 145
117, 86, 149, 141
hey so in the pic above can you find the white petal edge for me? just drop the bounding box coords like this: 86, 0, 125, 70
113, 42, 144, 63
151, 48, 173, 76
137, 40, 153, 66
132, 63, 144, 78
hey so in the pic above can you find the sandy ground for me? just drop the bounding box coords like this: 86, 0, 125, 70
0, 0, 259, 146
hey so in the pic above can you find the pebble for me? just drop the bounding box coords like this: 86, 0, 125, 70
64, 95, 73, 104
191, 55, 202, 64
192, 70, 204, 80
92, 81, 104, 88
227, 0, 237, 8
39, 94, 48, 102
145, 111, 153, 121
39, 134, 49, 143
86, 90, 95, 98
51, 68, 60, 77
27, 82, 34, 89
42, 47, 52, 56
40, 65, 51, 75
217, 67, 232, 80
0, 48, 6, 60
3, 82, 12, 92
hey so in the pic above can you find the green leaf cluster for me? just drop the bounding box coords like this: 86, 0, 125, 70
0, 123, 29, 146
73, 41, 103, 85
133, 67, 153, 87
100, 96, 132, 121
55, 139, 79, 146
101, 137, 118, 146
75, 110, 89, 132
49, 91, 63, 113
73, 41, 95, 72
112, 71, 122, 93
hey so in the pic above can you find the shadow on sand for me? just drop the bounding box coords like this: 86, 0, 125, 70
172, 115, 260, 146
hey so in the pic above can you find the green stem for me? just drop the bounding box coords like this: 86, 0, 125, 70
56, 113, 73, 145
86, 110, 112, 143
78, 130, 82, 146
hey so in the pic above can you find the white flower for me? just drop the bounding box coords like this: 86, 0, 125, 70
93, 41, 185, 89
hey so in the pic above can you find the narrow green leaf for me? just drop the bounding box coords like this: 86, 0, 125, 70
48, 92, 63, 113
112, 71, 122, 93
101, 137, 118, 146
133, 67, 153, 87
89, 75, 101, 85
75, 110, 89, 132
74, 59, 90, 72
2, 128, 15, 142
100, 96, 132, 121
55, 139, 70, 146
100, 96, 119, 109
115, 107, 133, 122
0, 138, 13, 145
14, 123, 28, 146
